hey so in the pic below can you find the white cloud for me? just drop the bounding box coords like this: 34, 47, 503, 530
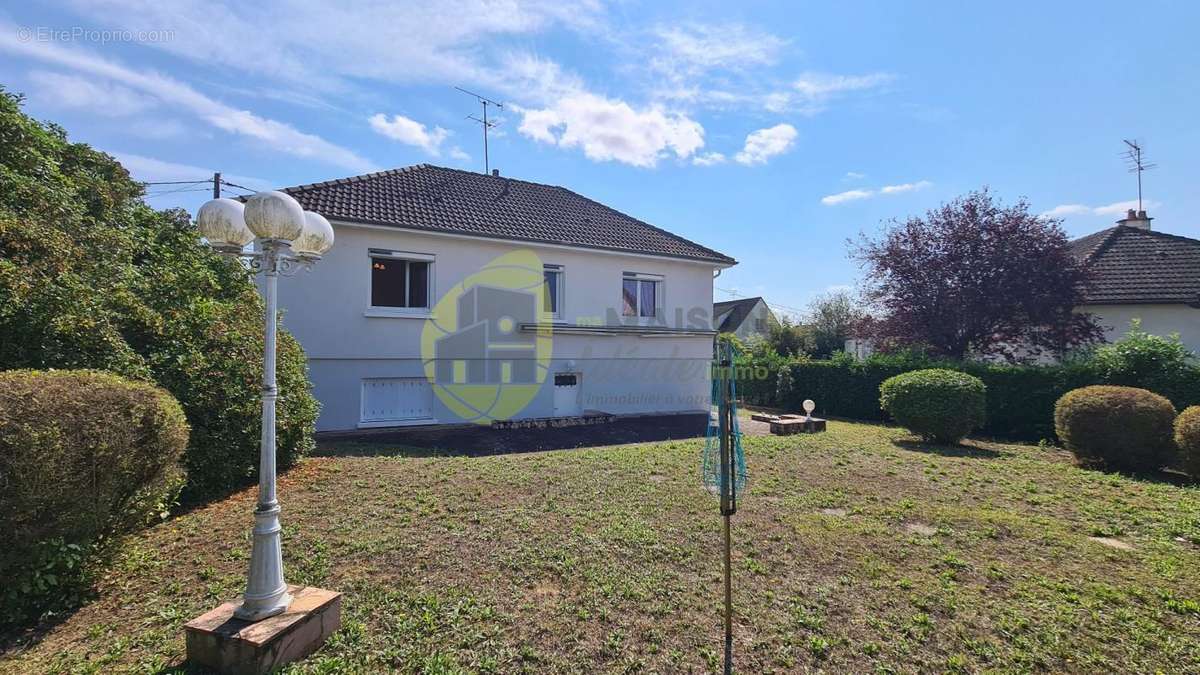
654, 23, 785, 72
880, 180, 932, 194
1092, 199, 1153, 216
821, 189, 874, 205
793, 72, 893, 99
59, 0, 604, 98
1041, 199, 1162, 219
734, 124, 797, 166
0, 27, 375, 173
693, 152, 727, 167
1040, 204, 1091, 218
28, 70, 156, 117
498, 51, 584, 105
770, 71, 894, 115
821, 179, 932, 205
516, 92, 704, 168
845, 171, 866, 180
448, 146, 471, 162
368, 114, 450, 155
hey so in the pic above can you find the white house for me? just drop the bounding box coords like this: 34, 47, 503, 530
713, 297, 780, 342
1068, 209, 1200, 351
266, 164, 736, 431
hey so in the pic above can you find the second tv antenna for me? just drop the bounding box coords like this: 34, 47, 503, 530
456, 87, 503, 174
1122, 139, 1157, 212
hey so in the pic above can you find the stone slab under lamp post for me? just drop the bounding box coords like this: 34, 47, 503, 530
184, 190, 341, 675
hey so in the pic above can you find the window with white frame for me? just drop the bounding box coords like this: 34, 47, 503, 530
370, 250, 432, 310
543, 264, 563, 318
621, 271, 662, 317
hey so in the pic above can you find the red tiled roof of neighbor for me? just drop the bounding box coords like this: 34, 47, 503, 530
266, 164, 735, 264
1069, 225, 1200, 305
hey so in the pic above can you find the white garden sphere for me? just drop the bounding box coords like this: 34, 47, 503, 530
196, 198, 254, 249
803, 399, 816, 414
293, 211, 335, 257
244, 190, 306, 242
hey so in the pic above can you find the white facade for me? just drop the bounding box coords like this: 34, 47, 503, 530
1081, 303, 1200, 353
277, 222, 726, 431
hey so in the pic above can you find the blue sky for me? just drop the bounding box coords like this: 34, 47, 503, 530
2, 2, 1197, 319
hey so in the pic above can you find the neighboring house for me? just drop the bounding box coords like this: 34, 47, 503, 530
1069, 209, 1200, 352
845, 209, 1200, 361
266, 164, 736, 431
713, 297, 779, 342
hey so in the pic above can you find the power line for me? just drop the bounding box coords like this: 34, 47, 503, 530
220, 180, 255, 193
146, 186, 213, 197
716, 287, 808, 317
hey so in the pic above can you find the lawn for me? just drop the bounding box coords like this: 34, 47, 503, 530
3, 419, 1200, 673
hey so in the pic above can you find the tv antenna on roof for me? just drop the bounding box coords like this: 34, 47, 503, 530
1121, 139, 1156, 212
456, 86, 503, 175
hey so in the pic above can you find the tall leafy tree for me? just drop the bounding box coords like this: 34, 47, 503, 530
851, 189, 1102, 361
0, 88, 318, 499
807, 289, 864, 358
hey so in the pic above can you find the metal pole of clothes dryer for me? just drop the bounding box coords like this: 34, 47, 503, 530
717, 340, 737, 675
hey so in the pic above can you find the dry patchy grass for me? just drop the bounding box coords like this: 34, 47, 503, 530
3, 419, 1199, 673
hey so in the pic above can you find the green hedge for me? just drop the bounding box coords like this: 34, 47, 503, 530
745, 352, 1199, 442
0, 369, 188, 626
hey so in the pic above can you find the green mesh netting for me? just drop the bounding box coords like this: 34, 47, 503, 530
702, 341, 748, 496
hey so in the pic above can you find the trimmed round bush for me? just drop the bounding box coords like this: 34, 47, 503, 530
1054, 385, 1175, 472
1175, 406, 1200, 478
0, 369, 188, 625
879, 368, 986, 444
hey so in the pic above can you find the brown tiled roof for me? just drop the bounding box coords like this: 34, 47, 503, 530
269, 164, 735, 264
1068, 225, 1200, 305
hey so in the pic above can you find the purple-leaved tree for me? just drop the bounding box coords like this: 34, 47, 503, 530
851, 189, 1103, 361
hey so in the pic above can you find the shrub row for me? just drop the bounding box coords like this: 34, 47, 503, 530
0, 88, 319, 501
0, 370, 188, 627
738, 351, 1200, 442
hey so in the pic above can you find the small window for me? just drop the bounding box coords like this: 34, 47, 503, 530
371, 256, 430, 309
543, 265, 563, 317
755, 318, 766, 331
622, 273, 661, 317
554, 373, 578, 386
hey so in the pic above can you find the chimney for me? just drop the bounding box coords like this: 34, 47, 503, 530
491, 168, 500, 177
1117, 208, 1153, 230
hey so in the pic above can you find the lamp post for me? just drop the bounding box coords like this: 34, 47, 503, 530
195, 191, 334, 621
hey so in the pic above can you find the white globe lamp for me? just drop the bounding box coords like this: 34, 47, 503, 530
293, 211, 335, 259
244, 190, 306, 242
196, 198, 253, 251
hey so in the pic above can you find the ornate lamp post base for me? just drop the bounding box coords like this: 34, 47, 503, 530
186, 586, 342, 675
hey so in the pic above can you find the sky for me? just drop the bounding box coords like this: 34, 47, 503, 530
2, 1, 1197, 321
